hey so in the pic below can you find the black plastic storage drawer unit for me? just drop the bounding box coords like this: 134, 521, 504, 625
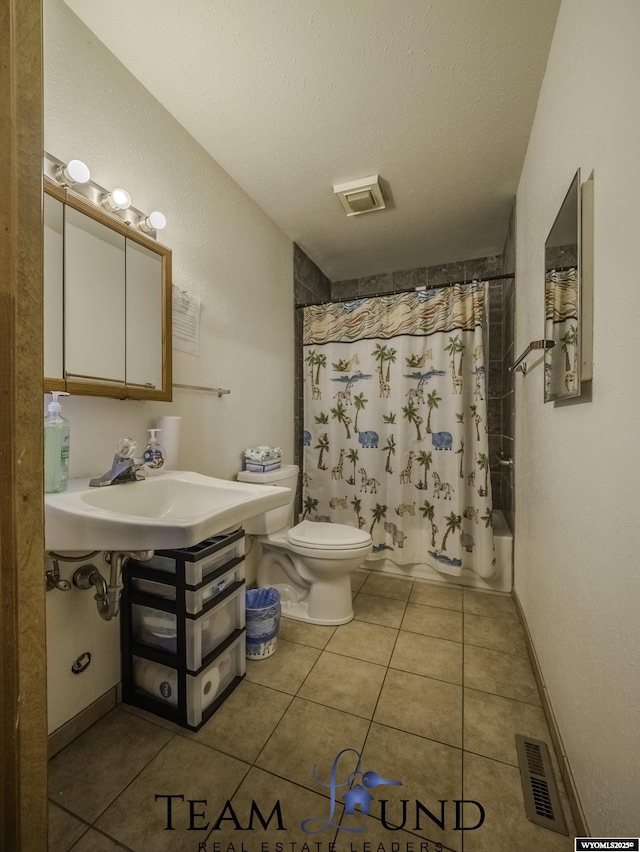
121, 528, 246, 731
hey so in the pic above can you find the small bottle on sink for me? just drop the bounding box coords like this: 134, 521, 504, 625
142, 429, 166, 476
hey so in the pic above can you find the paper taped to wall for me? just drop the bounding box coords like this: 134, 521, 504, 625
172, 285, 200, 355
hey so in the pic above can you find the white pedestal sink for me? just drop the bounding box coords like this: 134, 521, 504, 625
44, 470, 291, 551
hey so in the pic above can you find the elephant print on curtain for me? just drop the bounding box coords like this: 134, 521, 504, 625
302, 283, 495, 579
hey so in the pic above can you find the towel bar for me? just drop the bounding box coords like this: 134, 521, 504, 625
509, 339, 555, 374
173, 383, 230, 397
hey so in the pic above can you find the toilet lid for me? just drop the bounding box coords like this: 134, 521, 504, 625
287, 520, 371, 550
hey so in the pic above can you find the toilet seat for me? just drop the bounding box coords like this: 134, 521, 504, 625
287, 520, 371, 551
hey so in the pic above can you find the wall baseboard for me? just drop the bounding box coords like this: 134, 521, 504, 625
513, 590, 589, 837
48, 687, 117, 759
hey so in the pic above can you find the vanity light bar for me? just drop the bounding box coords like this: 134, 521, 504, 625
45, 152, 167, 236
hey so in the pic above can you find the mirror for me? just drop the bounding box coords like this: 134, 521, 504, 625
43, 188, 65, 384
544, 170, 580, 402
43, 177, 172, 401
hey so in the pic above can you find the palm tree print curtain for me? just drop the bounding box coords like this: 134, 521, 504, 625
302, 283, 495, 579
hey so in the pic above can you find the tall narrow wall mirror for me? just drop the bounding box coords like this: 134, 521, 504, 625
43, 177, 172, 401
544, 169, 580, 402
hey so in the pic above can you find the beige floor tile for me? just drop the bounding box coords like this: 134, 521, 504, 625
464, 612, 528, 656
401, 601, 463, 642
95, 736, 249, 851
464, 688, 554, 767
119, 701, 180, 732
326, 619, 398, 665
47, 569, 580, 852
464, 588, 518, 621
69, 829, 127, 851
230, 766, 342, 842
464, 644, 541, 704
48, 706, 174, 823
351, 570, 368, 593
374, 669, 462, 748
410, 580, 463, 611
183, 679, 292, 762
299, 651, 387, 718
355, 722, 463, 850
353, 592, 407, 628
462, 751, 574, 851
360, 572, 413, 601
244, 638, 321, 693
278, 617, 336, 649
390, 630, 462, 684
255, 697, 369, 795
48, 802, 88, 852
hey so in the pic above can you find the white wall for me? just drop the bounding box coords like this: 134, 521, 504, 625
515, 0, 640, 833
44, 0, 294, 731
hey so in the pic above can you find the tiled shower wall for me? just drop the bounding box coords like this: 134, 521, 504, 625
293, 244, 331, 515
293, 238, 516, 527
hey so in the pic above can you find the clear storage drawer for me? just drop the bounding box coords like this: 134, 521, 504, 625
143, 531, 245, 585
131, 585, 245, 670
131, 632, 246, 727
131, 559, 245, 613
186, 635, 245, 728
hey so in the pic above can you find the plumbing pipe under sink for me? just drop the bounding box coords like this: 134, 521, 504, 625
73, 550, 153, 620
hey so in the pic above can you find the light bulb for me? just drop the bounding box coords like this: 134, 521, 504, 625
140, 211, 167, 233
56, 159, 90, 185
103, 188, 131, 211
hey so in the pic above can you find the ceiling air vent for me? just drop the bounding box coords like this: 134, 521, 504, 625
333, 175, 386, 216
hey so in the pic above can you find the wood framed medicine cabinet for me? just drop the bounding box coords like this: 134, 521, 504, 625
43, 176, 172, 401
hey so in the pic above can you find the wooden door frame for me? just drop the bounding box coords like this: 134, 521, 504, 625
0, 0, 48, 848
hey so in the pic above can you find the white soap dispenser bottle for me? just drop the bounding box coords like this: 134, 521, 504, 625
44, 391, 71, 493
142, 429, 166, 476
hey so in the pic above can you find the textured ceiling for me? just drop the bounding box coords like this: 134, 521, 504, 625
62, 0, 560, 282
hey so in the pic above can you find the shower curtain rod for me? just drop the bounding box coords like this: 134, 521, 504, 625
295, 272, 514, 309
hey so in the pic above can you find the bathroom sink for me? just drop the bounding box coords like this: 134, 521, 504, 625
44, 470, 291, 551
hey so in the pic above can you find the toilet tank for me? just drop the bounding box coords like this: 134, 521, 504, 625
237, 464, 299, 534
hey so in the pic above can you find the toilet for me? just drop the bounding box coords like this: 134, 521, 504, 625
237, 464, 372, 625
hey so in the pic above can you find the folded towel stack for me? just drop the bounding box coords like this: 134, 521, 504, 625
244, 445, 282, 472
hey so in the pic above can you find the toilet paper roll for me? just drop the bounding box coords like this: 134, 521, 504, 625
156, 416, 182, 470
200, 666, 221, 711
134, 659, 178, 706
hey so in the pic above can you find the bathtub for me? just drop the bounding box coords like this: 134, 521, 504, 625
362, 509, 513, 593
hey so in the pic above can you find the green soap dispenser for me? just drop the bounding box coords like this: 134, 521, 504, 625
44, 391, 70, 493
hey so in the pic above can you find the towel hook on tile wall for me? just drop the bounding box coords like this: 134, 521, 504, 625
173, 383, 231, 397
509, 339, 555, 375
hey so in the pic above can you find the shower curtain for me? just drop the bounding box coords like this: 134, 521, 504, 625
302, 283, 495, 579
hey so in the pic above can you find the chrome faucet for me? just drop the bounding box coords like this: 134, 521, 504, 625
89, 437, 145, 487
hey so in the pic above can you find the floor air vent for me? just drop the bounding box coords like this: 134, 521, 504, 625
515, 735, 568, 835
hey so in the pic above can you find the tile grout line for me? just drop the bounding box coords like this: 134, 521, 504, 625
52, 584, 526, 850
69, 821, 137, 852
49, 708, 180, 830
